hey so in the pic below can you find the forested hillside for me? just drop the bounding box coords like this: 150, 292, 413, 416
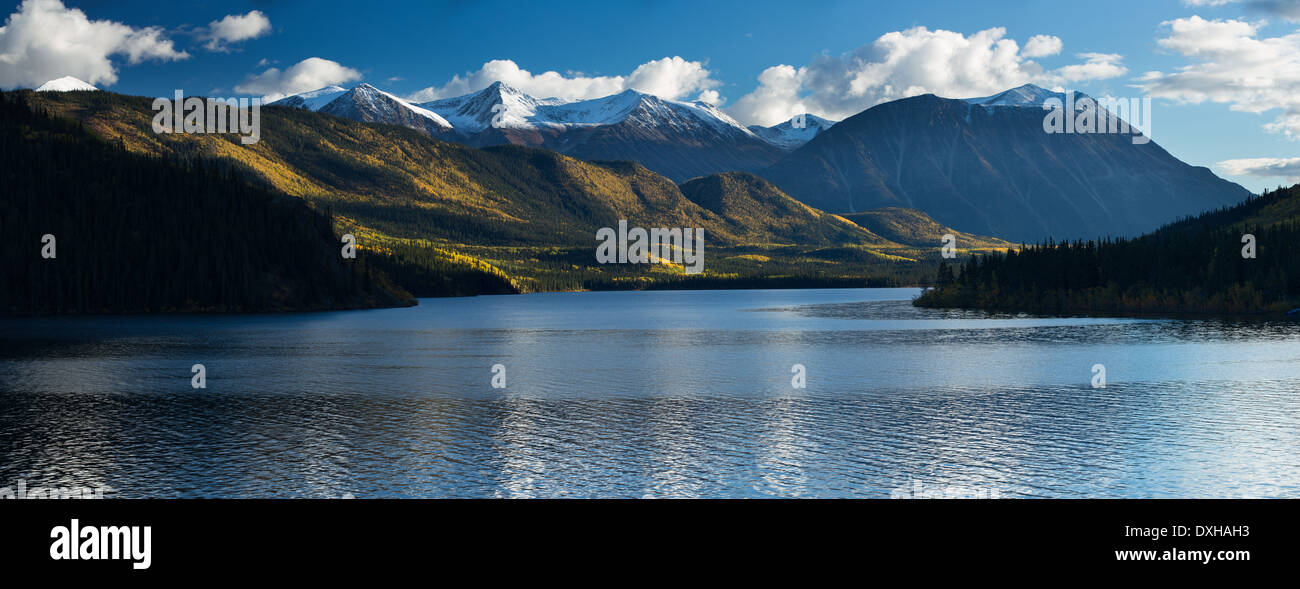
914, 185, 1300, 315
24, 90, 1011, 293
0, 90, 414, 314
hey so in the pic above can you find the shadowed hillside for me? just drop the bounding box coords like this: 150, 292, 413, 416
0, 91, 413, 314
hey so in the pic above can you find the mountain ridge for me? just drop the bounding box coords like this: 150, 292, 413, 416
274, 81, 787, 181
761, 86, 1251, 242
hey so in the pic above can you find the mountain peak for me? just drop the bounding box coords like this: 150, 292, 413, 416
317, 83, 453, 131
763, 85, 1249, 242
963, 84, 1088, 108
483, 80, 517, 93
748, 113, 837, 151
269, 85, 348, 110
35, 76, 98, 92
615, 88, 657, 102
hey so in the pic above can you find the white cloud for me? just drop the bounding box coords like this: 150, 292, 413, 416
405, 56, 720, 103
1023, 34, 1064, 58
625, 56, 719, 101
1058, 52, 1127, 82
726, 64, 805, 127
695, 89, 723, 106
202, 10, 271, 52
235, 57, 361, 101
726, 26, 1127, 126
0, 0, 188, 89
1218, 157, 1300, 180
1139, 15, 1300, 138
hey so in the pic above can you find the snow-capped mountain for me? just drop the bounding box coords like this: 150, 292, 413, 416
537, 88, 785, 181
415, 82, 782, 180
271, 81, 783, 181
962, 83, 1088, 108
272, 85, 347, 110
748, 114, 837, 151
415, 81, 761, 138
35, 76, 98, 92
419, 81, 568, 133
273, 83, 452, 136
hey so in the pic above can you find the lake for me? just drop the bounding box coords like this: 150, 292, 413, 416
1, 288, 1297, 498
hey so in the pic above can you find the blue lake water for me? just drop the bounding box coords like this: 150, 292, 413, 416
1, 287, 1298, 498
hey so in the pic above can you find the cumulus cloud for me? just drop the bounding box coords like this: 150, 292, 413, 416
0, 0, 188, 88
696, 89, 723, 106
1218, 157, 1300, 180
726, 26, 1126, 126
405, 56, 721, 103
1023, 34, 1064, 58
1058, 52, 1127, 82
235, 57, 361, 101
726, 64, 805, 127
1139, 15, 1300, 138
201, 10, 271, 52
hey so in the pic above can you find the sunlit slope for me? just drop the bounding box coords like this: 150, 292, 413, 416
30, 91, 887, 248
679, 172, 892, 246
839, 207, 1013, 250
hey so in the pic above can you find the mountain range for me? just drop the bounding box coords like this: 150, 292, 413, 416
28, 87, 1007, 294
25, 76, 1255, 247
274, 81, 811, 181
271, 80, 1250, 242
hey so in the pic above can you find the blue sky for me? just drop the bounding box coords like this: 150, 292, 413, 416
4, 0, 1300, 192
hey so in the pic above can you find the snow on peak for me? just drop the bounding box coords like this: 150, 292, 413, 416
278, 80, 761, 140
748, 114, 837, 150
963, 84, 1089, 108
34, 76, 98, 92
277, 83, 453, 129
419, 82, 568, 132
271, 85, 348, 110
346, 83, 452, 128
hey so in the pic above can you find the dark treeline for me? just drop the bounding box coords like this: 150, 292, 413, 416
0, 91, 413, 314
915, 186, 1300, 315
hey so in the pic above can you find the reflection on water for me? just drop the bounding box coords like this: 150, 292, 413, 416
0, 288, 1297, 498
